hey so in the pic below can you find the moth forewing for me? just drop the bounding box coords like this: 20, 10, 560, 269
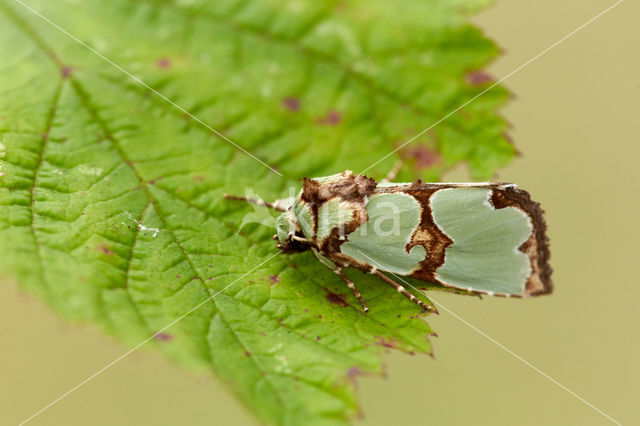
372, 182, 552, 297
340, 192, 427, 275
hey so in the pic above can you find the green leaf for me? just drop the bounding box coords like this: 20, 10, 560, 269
0, 0, 511, 424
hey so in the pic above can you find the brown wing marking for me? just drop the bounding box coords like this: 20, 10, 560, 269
490, 187, 553, 295
405, 187, 453, 285
374, 181, 453, 284
374, 181, 552, 297
300, 171, 376, 253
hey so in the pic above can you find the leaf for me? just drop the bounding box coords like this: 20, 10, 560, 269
0, 0, 511, 424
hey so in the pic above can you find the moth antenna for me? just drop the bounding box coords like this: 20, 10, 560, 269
223, 194, 287, 212
381, 159, 404, 183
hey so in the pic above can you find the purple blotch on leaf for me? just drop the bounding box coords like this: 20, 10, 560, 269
324, 288, 349, 307
409, 145, 441, 169
156, 57, 172, 69
466, 70, 492, 86
61, 66, 74, 78
96, 243, 113, 256
316, 110, 342, 126
375, 336, 396, 349
154, 332, 173, 342
282, 96, 301, 111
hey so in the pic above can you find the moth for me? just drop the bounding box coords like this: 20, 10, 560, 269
225, 170, 552, 312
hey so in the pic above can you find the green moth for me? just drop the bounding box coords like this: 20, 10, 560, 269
226, 171, 552, 312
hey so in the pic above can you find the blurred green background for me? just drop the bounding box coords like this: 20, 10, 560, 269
1, 0, 637, 424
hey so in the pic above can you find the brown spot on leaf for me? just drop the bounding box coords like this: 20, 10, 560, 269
466, 70, 492, 86
324, 288, 349, 307
503, 131, 519, 153
96, 243, 113, 256
192, 175, 205, 182
375, 336, 396, 349
156, 57, 172, 69
282, 96, 301, 111
269, 275, 280, 285
244, 350, 251, 357
347, 366, 361, 377
316, 109, 342, 126
346, 366, 363, 391
408, 145, 441, 169
154, 332, 173, 342
61, 66, 74, 78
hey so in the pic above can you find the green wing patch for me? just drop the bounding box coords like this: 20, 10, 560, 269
430, 188, 533, 294
341, 193, 426, 274
316, 198, 356, 242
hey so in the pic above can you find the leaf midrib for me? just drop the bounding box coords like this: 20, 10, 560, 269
26, 78, 64, 304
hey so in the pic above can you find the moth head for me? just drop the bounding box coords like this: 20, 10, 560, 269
274, 210, 311, 253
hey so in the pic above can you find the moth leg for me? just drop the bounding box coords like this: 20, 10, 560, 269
381, 159, 404, 183
372, 270, 436, 313
223, 194, 287, 212
334, 268, 369, 313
